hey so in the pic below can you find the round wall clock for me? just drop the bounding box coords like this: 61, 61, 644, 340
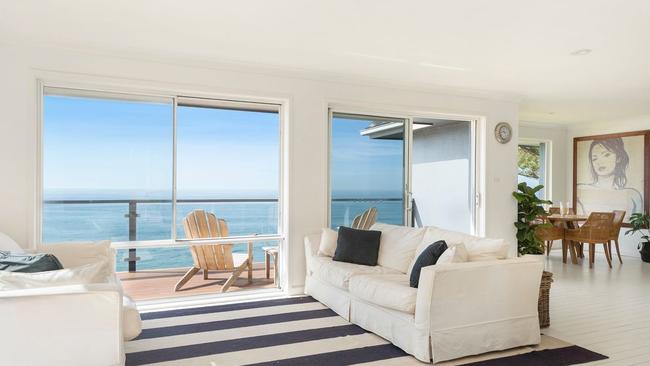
495, 122, 512, 144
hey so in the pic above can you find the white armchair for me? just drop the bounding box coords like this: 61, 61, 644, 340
0, 237, 141, 366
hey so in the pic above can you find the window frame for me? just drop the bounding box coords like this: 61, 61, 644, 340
37, 82, 286, 251
518, 138, 553, 201
327, 107, 481, 235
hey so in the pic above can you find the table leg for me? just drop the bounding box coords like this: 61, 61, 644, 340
562, 239, 568, 263
569, 240, 578, 264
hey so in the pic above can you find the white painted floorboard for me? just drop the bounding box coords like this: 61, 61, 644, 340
543, 250, 650, 365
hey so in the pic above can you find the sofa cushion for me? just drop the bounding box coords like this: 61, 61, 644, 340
333, 226, 381, 266
318, 228, 338, 257
370, 223, 426, 273
349, 273, 417, 314
409, 240, 447, 288
309, 256, 399, 290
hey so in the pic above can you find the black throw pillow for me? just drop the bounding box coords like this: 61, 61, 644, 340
333, 226, 381, 266
409, 240, 448, 288
0, 251, 64, 273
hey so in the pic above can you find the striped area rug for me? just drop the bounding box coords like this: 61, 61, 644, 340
126, 296, 606, 366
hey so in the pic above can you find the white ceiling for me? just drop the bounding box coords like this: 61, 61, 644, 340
2, 0, 650, 124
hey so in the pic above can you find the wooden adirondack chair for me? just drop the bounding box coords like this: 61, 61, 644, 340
174, 210, 253, 292
352, 207, 377, 230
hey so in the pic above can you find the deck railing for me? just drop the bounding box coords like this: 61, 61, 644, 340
43, 197, 403, 272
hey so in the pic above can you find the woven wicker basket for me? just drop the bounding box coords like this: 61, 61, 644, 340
538, 271, 553, 328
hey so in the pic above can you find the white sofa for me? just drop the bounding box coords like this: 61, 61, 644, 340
0, 235, 141, 366
304, 223, 544, 364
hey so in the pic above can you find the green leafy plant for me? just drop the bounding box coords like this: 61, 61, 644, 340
625, 213, 650, 245
513, 182, 552, 255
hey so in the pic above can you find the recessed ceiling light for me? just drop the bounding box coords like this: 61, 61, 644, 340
570, 49, 592, 56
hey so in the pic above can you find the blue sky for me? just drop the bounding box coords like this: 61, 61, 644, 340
43, 95, 403, 199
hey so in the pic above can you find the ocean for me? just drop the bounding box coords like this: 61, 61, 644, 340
43, 195, 403, 272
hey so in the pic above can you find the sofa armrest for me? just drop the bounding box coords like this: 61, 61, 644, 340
415, 257, 544, 361
0, 284, 124, 366
416, 257, 543, 326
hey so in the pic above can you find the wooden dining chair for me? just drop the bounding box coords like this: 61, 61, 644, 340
536, 215, 565, 255
174, 210, 253, 292
608, 210, 626, 264
351, 207, 377, 230
565, 212, 615, 268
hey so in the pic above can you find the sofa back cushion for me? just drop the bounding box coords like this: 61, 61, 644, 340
370, 223, 427, 273
333, 226, 381, 266
413, 226, 509, 267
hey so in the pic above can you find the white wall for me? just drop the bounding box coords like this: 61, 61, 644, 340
567, 116, 650, 257
412, 123, 472, 233
519, 122, 568, 204
0, 44, 520, 292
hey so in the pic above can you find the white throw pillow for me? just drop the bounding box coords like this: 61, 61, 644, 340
318, 228, 339, 257
0, 260, 109, 291
0, 232, 22, 252
437, 243, 469, 264
465, 238, 509, 261
39, 240, 113, 276
370, 223, 427, 273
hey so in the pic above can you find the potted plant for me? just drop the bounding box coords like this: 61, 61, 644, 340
625, 212, 650, 263
512, 182, 552, 256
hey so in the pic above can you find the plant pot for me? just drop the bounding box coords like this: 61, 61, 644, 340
640, 241, 650, 263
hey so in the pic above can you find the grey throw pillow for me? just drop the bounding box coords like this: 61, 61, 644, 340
0, 251, 64, 273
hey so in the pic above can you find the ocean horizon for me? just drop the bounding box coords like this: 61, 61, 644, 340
43, 189, 403, 272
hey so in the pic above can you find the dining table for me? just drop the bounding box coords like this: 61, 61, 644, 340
547, 214, 589, 264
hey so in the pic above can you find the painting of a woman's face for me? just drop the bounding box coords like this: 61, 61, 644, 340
590, 143, 617, 177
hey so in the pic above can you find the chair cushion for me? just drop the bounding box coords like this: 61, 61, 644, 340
309, 256, 399, 290
349, 273, 417, 314
318, 228, 339, 257
409, 240, 448, 288
333, 226, 381, 266
370, 223, 427, 273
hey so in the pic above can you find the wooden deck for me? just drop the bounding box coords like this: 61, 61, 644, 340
117, 263, 276, 301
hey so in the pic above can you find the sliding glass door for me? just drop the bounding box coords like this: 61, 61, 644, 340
329, 112, 406, 228
42, 87, 283, 299
329, 111, 477, 233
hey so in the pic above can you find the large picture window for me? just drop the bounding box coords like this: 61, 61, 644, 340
42, 87, 282, 273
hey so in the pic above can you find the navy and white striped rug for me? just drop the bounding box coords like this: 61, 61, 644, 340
126, 296, 607, 366
126, 296, 413, 366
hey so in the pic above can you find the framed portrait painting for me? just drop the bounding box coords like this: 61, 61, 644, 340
573, 130, 649, 224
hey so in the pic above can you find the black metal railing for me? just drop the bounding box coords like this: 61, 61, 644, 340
43, 197, 403, 272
